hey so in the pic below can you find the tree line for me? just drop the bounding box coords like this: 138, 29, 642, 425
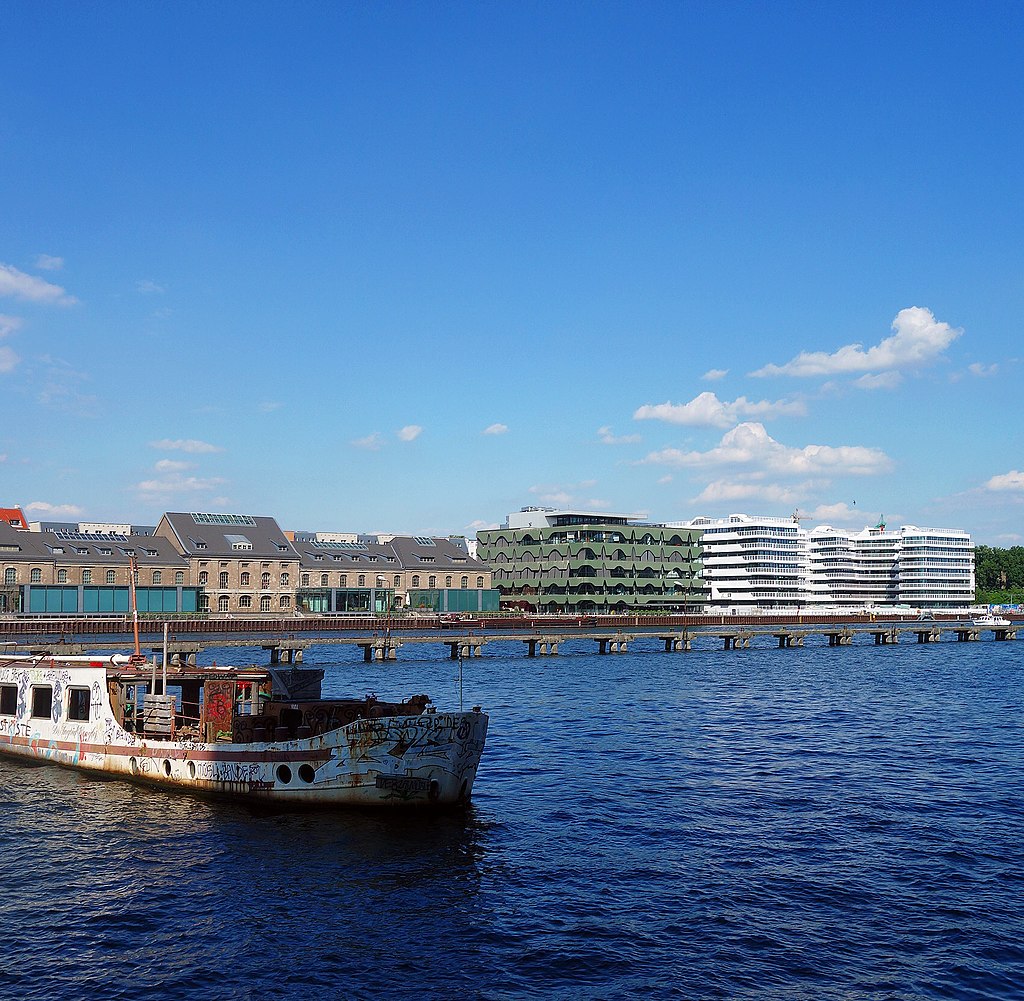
975, 545, 1024, 604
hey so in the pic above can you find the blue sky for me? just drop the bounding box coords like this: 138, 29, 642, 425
2, 2, 1022, 543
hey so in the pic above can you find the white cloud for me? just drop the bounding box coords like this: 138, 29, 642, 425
750, 307, 961, 378
639, 422, 894, 477
0, 263, 77, 305
149, 438, 224, 454
985, 470, 1024, 492
136, 279, 166, 294
398, 425, 423, 442
527, 482, 611, 511
24, 500, 85, 516
854, 371, 903, 390
692, 479, 804, 505
968, 362, 998, 377
0, 346, 17, 373
352, 432, 384, 450
702, 368, 728, 381
483, 423, 508, 435
155, 459, 190, 472
136, 475, 227, 497
634, 391, 806, 428
657, 475, 673, 484
467, 518, 499, 531
1, 313, 23, 338
258, 401, 282, 413
597, 425, 641, 445
34, 254, 64, 271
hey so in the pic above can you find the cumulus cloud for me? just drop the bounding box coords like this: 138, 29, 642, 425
968, 362, 998, 377
23, 500, 84, 516
483, 423, 508, 435
136, 475, 227, 497
639, 422, 894, 477
149, 438, 224, 454
985, 470, 1024, 492
634, 391, 806, 428
692, 479, 804, 506
598, 425, 641, 445
352, 432, 384, 450
702, 368, 729, 381
750, 307, 961, 378
0, 263, 77, 305
854, 371, 903, 391
397, 425, 423, 442
155, 459, 190, 472
35, 254, 64, 271
528, 481, 607, 510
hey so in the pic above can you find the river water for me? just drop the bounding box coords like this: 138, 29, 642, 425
2, 636, 1023, 1000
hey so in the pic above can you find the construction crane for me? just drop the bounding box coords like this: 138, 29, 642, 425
791, 509, 810, 524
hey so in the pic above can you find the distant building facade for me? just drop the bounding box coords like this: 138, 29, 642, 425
674, 513, 975, 609
476, 508, 706, 613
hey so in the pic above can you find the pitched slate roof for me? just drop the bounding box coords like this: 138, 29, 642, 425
156, 512, 295, 559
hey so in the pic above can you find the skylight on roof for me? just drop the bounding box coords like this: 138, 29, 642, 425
191, 513, 257, 527
414, 537, 436, 546
311, 541, 368, 551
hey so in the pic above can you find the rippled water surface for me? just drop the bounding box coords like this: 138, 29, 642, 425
2, 637, 1023, 1000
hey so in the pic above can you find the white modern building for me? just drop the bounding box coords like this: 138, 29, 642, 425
672, 514, 975, 610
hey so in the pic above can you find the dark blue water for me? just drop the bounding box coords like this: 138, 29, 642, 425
2, 636, 1023, 1000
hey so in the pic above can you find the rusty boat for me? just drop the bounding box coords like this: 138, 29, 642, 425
0, 651, 488, 807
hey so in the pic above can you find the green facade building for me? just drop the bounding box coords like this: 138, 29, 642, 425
476, 508, 706, 613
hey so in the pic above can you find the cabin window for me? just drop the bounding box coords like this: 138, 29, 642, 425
67, 687, 91, 721
0, 684, 16, 716
31, 686, 53, 719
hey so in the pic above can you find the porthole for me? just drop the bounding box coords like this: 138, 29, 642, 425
276, 764, 293, 784
162, 759, 172, 777
298, 763, 316, 784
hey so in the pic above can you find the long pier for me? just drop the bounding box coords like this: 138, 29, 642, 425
1, 618, 1016, 663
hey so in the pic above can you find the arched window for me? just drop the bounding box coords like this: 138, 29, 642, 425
219, 571, 229, 588
239, 595, 252, 609
30, 568, 41, 583
280, 595, 291, 609
301, 573, 309, 587
357, 574, 366, 587
320, 573, 329, 587
476, 576, 484, 588
240, 571, 251, 586
261, 573, 271, 589
199, 571, 209, 585
394, 575, 401, 587
461, 576, 468, 589
280, 572, 290, 586
57, 569, 68, 583
106, 569, 116, 584
218, 595, 229, 612
175, 571, 184, 585
83, 569, 92, 584
340, 574, 347, 587
428, 575, 437, 588
411, 575, 420, 587
199, 594, 210, 612
152, 570, 162, 585
445, 576, 452, 588
260, 595, 271, 612
3, 568, 15, 586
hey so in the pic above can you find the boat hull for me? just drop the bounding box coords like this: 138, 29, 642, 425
0, 659, 487, 807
